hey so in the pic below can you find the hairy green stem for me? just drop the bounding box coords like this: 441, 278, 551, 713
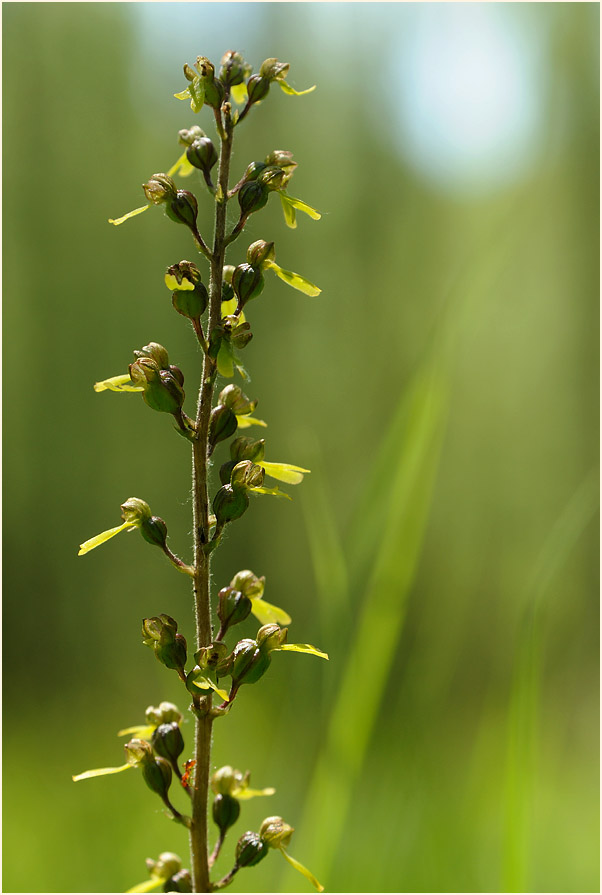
189, 97, 235, 895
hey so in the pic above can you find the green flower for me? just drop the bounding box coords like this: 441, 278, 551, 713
259, 816, 324, 892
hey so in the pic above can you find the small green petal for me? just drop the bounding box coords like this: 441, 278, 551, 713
279, 643, 329, 660
127, 878, 164, 894
108, 204, 150, 226
78, 521, 136, 556
234, 785, 276, 800
280, 192, 321, 221
280, 849, 324, 892
117, 724, 155, 739
189, 76, 204, 112
237, 414, 267, 429
231, 82, 248, 105
192, 676, 230, 702
250, 485, 292, 500
251, 597, 292, 627
277, 80, 316, 97
174, 87, 192, 101
94, 374, 143, 393
260, 462, 310, 485
72, 763, 132, 782
265, 261, 321, 297
167, 151, 194, 178
280, 193, 297, 229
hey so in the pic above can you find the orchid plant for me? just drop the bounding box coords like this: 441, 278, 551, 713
73, 51, 326, 894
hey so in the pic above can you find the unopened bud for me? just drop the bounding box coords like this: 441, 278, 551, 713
211, 765, 244, 796
140, 515, 168, 549
142, 755, 173, 800
143, 174, 177, 205
217, 586, 252, 629
153, 853, 182, 880
145, 702, 182, 727
230, 569, 265, 599
213, 485, 249, 527
186, 137, 218, 174
257, 623, 287, 652
213, 792, 241, 834
235, 832, 268, 868
231, 638, 271, 687
246, 74, 270, 105
178, 125, 206, 147
219, 384, 256, 416
151, 722, 185, 766
209, 404, 238, 453
247, 240, 275, 267
232, 263, 264, 307
166, 190, 198, 230
238, 180, 269, 217
164, 869, 192, 893
219, 50, 247, 86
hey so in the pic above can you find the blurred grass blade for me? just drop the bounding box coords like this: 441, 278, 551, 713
502, 469, 599, 892
295, 361, 448, 882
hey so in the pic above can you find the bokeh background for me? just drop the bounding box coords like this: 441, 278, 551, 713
3, 3, 599, 893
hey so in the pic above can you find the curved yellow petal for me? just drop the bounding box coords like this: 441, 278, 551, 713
265, 262, 321, 297
231, 83, 248, 105
192, 676, 230, 702
281, 192, 321, 221
117, 724, 155, 739
94, 374, 143, 393
234, 785, 276, 800
251, 597, 292, 627
72, 763, 132, 781
280, 849, 324, 892
249, 485, 292, 500
167, 151, 194, 178
277, 81, 316, 97
174, 87, 192, 101
280, 192, 297, 229
237, 415, 267, 429
259, 462, 310, 485
108, 204, 150, 226
78, 521, 136, 556
279, 643, 329, 660
127, 877, 164, 893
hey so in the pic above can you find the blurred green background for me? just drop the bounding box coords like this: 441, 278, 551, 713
3, 3, 599, 893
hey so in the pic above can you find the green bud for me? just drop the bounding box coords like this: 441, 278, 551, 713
231, 638, 271, 687
142, 613, 178, 645
259, 58, 290, 81
178, 125, 206, 147
134, 342, 170, 368
231, 436, 266, 463
164, 869, 192, 893
257, 166, 286, 191
155, 633, 187, 673
257, 623, 287, 652
145, 702, 182, 727
213, 792, 241, 834
230, 569, 265, 600
209, 404, 238, 453
121, 497, 152, 526
235, 832, 268, 868
151, 853, 182, 880
219, 50, 247, 86
231, 460, 264, 490
219, 384, 257, 415
259, 815, 294, 849
232, 263, 264, 307
186, 137, 218, 174
166, 190, 198, 230
143, 174, 177, 204
139, 515, 168, 549
246, 74, 270, 105
211, 765, 244, 796
213, 485, 249, 527
244, 161, 269, 182
247, 240, 275, 267
223, 265, 235, 286
151, 722, 185, 766
124, 737, 153, 765
142, 755, 173, 800
217, 586, 252, 630
238, 180, 269, 217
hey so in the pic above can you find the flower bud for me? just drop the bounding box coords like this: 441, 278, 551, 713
247, 240, 275, 267
219, 384, 256, 416
134, 342, 170, 368
217, 586, 252, 630
145, 702, 182, 727
121, 498, 152, 526
142, 615, 187, 673
219, 50, 247, 86
230, 569, 265, 599
246, 74, 270, 105
238, 180, 269, 217
124, 737, 154, 765
232, 263, 264, 307
231, 460, 264, 490
151, 722, 185, 766
209, 404, 238, 453
256, 623, 287, 652
156, 633, 187, 673
186, 137, 218, 175
140, 515, 168, 549
223, 264, 235, 285
143, 174, 177, 205
257, 166, 286, 191
166, 190, 198, 230
211, 765, 244, 796
142, 755, 173, 800
164, 869, 192, 893
259, 815, 294, 849
231, 638, 271, 687
151, 853, 182, 880
213, 485, 249, 528
259, 58, 290, 81
235, 832, 268, 868
178, 125, 206, 147
244, 161, 269, 182
213, 792, 241, 834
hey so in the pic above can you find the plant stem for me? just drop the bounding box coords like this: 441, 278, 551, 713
189, 98, 235, 895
